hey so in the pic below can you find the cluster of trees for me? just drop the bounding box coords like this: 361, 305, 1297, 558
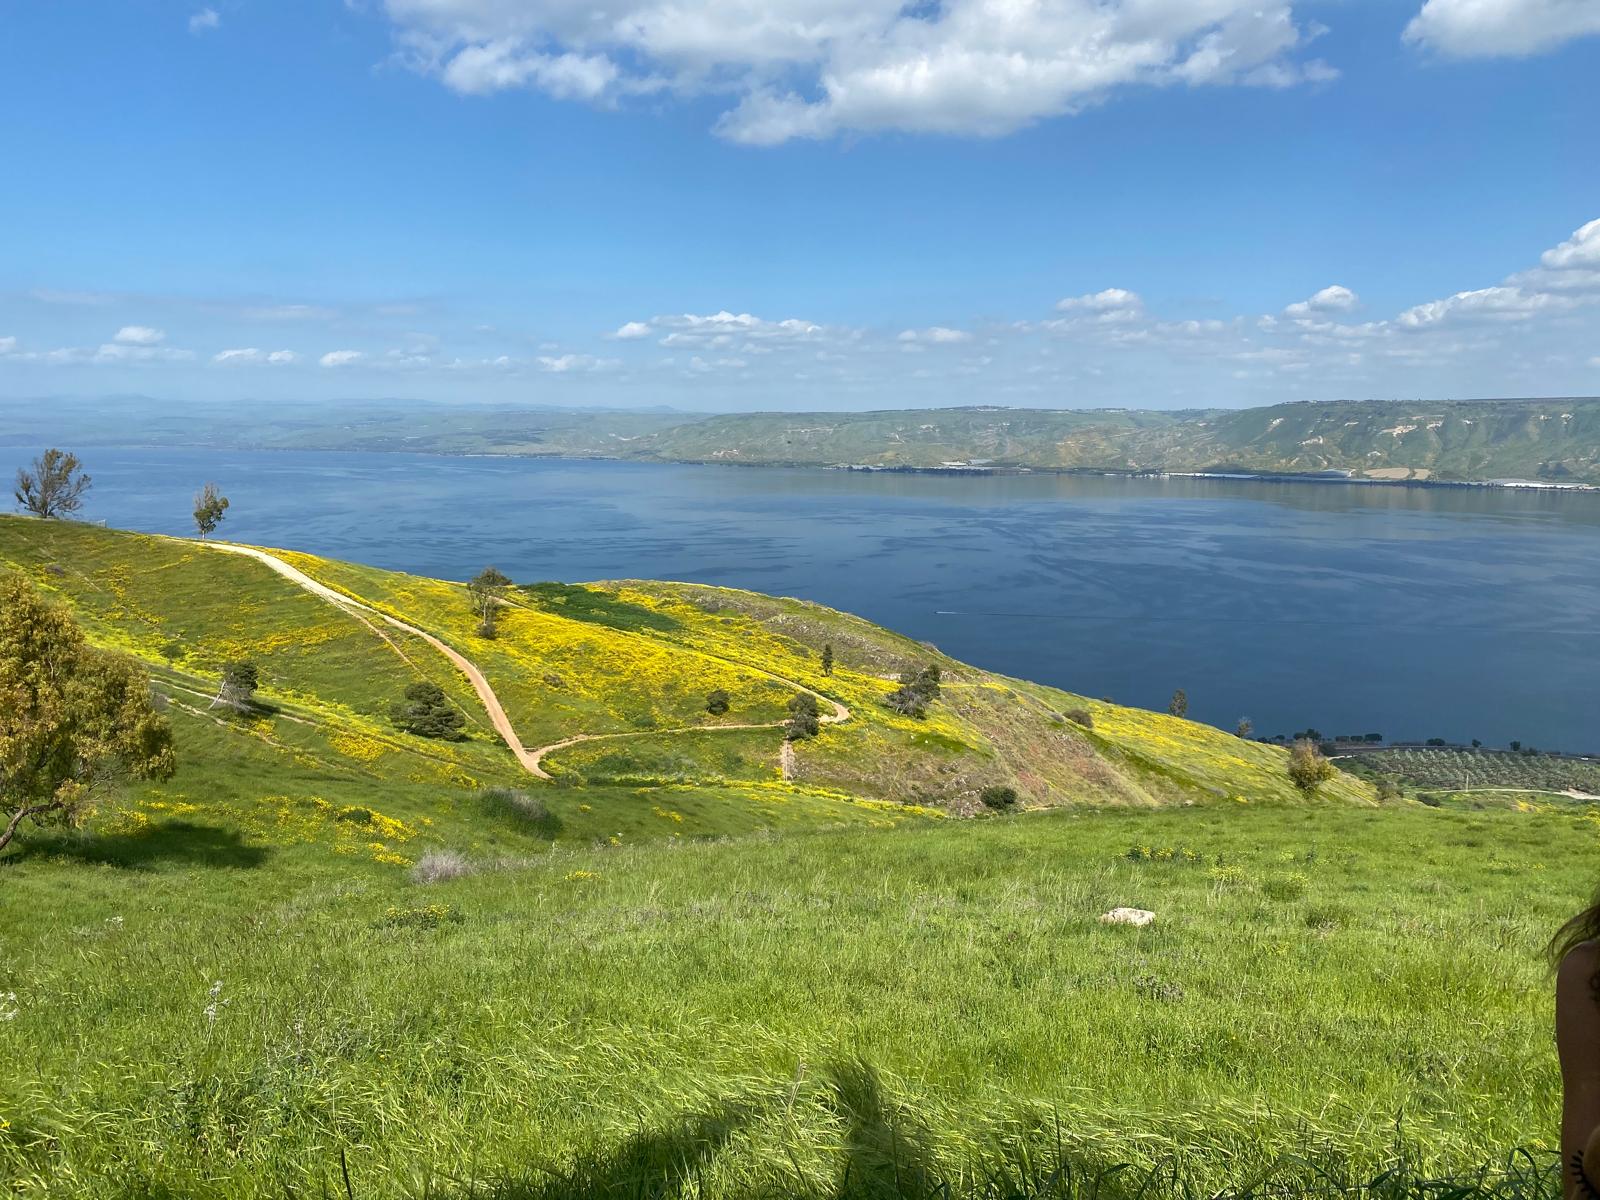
886, 663, 941, 718
15, 449, 232, 539
785, 693, 820, 741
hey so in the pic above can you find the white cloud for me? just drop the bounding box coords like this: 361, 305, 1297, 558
319, 350, 365, 367
0, 336, 16, 356
93, 342, 194, 364
379, 0, 1338, 144
616, 310, 831, 347
1395, 285, 1575, 329
537, 353, 620, 372
1541, 218, 1600, 270
189, 8, 220, 34
113, 325, 165, 345
214, 348, 299, 365
1285, 284, 1358, 317
1404, 0, 1600, 57
898, 326, 972, 344
442, 43, 619, 100
1056, 288, 1143, 314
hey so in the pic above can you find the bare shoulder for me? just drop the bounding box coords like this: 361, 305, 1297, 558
1560, 942, 1600, 1010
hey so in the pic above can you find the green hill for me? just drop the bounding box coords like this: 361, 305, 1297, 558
7, 517, 1584, 1200
0, 515, 1369, 858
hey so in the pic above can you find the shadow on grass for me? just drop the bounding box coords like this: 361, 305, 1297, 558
448, 1102, 752, 1200
5, 821, 269, 870
478, 789, 563, 841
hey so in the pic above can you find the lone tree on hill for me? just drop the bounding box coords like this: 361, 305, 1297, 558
820, 644, 834, 676
1168, 689, 1188, 719
1287, 738, 1336, 795
0, 574, 175, 852
15, 449, 91, 519
785, 692, 820, 741
467, 567, 513, 638
212, 660, 259, 712
193, 482, 230, 537
391, 682, 466, 740
1236, 717, 1253, 739
885, 661, 941, 718
706, 688, 730, 715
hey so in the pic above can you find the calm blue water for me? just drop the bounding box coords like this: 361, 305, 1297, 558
18, 445, 1600, 752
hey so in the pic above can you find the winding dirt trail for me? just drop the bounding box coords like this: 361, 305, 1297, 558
210, 543, 545, 775
208, 542, 848, 782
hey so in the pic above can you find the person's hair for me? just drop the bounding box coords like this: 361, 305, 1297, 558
1550, 889, 1600, 967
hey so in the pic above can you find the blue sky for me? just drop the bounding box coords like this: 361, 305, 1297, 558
1, 0, 1597, 411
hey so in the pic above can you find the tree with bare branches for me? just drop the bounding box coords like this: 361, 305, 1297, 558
14, 449, 91, 519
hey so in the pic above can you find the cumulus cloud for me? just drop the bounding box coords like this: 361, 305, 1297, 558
1404, 0, 1600, 57
378, 0, 1338, 143
189, 8, 220, 34
1285, 284, 1358, 317
214, 348, 299, 365
113, 325, 165, 345
319, 350, 365, 367
613, 321, 653, 340
1395, 285, 1575, 329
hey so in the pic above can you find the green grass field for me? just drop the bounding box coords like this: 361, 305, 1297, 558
0, 516, 1577, 1199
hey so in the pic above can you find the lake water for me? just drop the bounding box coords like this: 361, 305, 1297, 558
17, 445, 1600, 752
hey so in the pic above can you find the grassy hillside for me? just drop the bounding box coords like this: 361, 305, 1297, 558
0, 518, 1363, 817
0, 798, 1583, 1197
0, 515, 1579, 1198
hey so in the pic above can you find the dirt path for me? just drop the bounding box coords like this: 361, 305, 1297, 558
524, 695, 849, 777
210, 543, 546, 776
208, 542, 849, 783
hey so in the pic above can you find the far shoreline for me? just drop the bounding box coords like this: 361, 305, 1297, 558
9, 436, 1600, 494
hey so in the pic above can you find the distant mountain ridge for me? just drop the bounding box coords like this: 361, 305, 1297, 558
8, 395, 1600, 484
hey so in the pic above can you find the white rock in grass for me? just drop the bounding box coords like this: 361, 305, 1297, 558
1100, 907, 1155, 927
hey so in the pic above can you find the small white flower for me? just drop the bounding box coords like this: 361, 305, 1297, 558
203, 979, 228, 1026
0, 992, 18, 1022
106, 916, 124, 928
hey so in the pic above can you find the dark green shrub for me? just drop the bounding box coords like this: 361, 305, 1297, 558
390, 682, 466, 740
980, 785, 1018, 810
706, 689, 731, 715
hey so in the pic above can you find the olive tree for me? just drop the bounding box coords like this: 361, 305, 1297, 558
15, 449, 91, 519
1, 574, 175, 852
